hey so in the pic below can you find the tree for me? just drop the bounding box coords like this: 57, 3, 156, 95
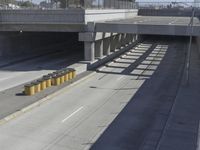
18, 1, 34, 7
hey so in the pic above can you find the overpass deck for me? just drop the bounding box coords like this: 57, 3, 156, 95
95, 16, 200, 36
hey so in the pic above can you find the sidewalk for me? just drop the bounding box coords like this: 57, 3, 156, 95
155, 43, 200, 150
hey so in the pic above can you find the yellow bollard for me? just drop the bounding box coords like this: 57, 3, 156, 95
64, 71, 69, 82
69, 70, 73, 80
68, 68, 76, 79
60, 74, 65, 84
55, 76, 61, 85
24, 84, 35, 96
33, 81, 41, 93
43, 75, 52, 88
72, 69, 76, 78
52, 74, 61, 86
46, 78, 52, 87
38, 79, 47, 90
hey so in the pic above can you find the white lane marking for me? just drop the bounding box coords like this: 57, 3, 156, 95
196, 121, 200, 150
62, 106, 84, 123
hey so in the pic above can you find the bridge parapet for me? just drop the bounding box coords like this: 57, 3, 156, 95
0, 9, 84, 23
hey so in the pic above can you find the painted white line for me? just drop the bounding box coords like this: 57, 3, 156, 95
196, 121, 200, 150
62, 106, 84, 123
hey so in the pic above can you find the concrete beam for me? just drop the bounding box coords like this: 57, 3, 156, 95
95, 23, 200, 36
0, 23, 85, 32
79, 32, 118, 42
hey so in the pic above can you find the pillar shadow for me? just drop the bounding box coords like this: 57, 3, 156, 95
88, 36, 190, 150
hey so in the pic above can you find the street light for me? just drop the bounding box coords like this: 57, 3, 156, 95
171, 1, 195, 86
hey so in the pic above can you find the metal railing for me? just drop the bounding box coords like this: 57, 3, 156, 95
1, 1, 200, 10
0, 0, 136, 9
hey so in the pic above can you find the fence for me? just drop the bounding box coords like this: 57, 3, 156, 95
2, 1, 200, 10
0, 0, 136, 9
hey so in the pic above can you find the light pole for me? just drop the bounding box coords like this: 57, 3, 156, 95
171, 1, 195, 86
185, 7, 195, 86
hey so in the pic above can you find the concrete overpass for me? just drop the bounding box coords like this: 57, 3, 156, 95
0, 7, 200, 150
0, 9, 199, 64
94, 16, 200, 36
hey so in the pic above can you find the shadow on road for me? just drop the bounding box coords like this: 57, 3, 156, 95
88, 36, 189, 150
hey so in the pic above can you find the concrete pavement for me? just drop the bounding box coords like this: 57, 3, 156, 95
0, 51, 82, 92
0, 37, 191, 150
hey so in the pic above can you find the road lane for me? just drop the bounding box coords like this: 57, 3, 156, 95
0, 39, 186, 150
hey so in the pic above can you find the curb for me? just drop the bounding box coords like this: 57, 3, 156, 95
0, 71, 96, 126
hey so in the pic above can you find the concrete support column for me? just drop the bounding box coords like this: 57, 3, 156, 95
110, 34, 116, 52
121, 33, 127, 46
115, 34, 121, 50
130, 34, 135, 43
103, 37, 111, 55
95, 39, 103, 59
84, 41, 95, 61
125, 34, 130, 45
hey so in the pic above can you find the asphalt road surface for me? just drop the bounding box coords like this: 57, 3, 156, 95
0, 37, 189, 150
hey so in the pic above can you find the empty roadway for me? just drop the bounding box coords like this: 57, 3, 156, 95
0, 37, 191, 150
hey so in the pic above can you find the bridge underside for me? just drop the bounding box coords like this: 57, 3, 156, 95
0, 23, 85, 32
95, 16, 200, 36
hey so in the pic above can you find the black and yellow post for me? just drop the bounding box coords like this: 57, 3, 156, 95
32, 81, 41, 93
24, 83, 35, 96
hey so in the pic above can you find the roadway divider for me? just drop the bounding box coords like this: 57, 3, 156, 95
24, 68, 76, 96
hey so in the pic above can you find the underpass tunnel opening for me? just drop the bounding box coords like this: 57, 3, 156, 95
97, 34, 189, 78
0, 31, 84, 71
89, 35, 194, 150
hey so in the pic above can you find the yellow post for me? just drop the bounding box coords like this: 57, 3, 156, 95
55, 76, 61, 85
38, 79, 47, 90
59, 73, 64, 84
69, 71, 73, 80
33, 82, 41, 93
46, 78, 52, 87
24, 84, 35, 96
72, 69, 76, 78
43, 75, 52, 88
64, 71, 69, 82
51, 74, 57, 86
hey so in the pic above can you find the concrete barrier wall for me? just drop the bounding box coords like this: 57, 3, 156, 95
84, 9, 138, 23
0, 9, 138, 24
0, 9, 85, 23
138, 8, 196, 17
0, 32, 83, 57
